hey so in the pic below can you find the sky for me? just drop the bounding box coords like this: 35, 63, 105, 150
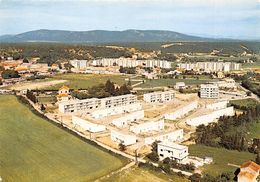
0, 0, 260, 39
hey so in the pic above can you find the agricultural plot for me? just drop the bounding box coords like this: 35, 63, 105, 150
0, 95, 127, 182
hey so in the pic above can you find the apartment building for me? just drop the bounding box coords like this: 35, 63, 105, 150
92, 58, 172, 69
72, 116, 106, 133
164, 101, 198, 120
110, 130, 137, 146
144, 129, 184, 145
178, 62, 241, 72
70, 59, 89, 70
200, 84, 219, 99
58, 94, 138, 114
186, 106, 234, 126
129, 119, 164, 134
112, 110, 145, 128
157, 142, 189, 162
143, 90, 175, 103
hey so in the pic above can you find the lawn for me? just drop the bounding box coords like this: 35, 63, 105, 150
46, 73, 129, 90
189, 145, 256, 177
101, 166, 188, 182
139, 78, 216, 88
0, 95, 128, 182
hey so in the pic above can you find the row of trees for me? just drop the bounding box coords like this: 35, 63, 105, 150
71, 80, 131, 99
119, 66, 136, 74
1, 70, 20, 79
195, 104, 260, 153
26, 90, 37, 103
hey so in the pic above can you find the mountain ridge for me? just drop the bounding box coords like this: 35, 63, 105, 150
0, 29, 213, 43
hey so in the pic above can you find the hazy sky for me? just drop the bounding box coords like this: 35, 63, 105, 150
0, 0, 260, 39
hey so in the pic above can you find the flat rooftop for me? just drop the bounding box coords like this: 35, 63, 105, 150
158, 142, 187, 150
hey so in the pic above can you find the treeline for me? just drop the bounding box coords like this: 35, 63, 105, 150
0, 43, 128, 66
242, 79, 260, 97
26, 90, 37, 103
1, 70, 20, 79
71, 80, 131, 99
119, 66, 136, 74
195, 104, 260, 153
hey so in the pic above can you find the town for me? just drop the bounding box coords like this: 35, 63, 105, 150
0, 44, 260, 182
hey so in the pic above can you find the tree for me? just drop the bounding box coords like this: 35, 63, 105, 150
40, 104, 46, 111
118, 142, 126, 151
256, 152, 260, 165
1, 70, 20, 79
23, 58, 29, 63
189, 173, 202, 182
105, 80, 115, 95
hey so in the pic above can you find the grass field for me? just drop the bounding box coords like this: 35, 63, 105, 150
45, 73, 129, 90
37, 95, 57, 104
189, 145, 256, 177
230, 98, 259, 108
139, 78, 216, 88
0, 95, 128, 182
247, 120, 260, 139
101, 166, 188, 182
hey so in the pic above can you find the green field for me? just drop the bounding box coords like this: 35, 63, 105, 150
247, 120, 260, 139
101, 166, 188, 182
230, 98, 259, 108
37, 95, 57, 104
140, 78, 216, 88
189, 145, 255, 177
46, 73, 129, 90
0, 95, 128, 182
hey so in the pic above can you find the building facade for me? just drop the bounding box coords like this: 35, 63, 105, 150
143, 90, 175, 103
111, 130, 137, 146
112, 110, 145, 128
200, 84, 219, 99
72, 116, 106, 133
129, 119, 164, 134
178, 62, 241, 72
92, 58, 172, 69
58, 94, 138, 114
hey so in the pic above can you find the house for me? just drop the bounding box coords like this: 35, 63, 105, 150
129, 119, 164, 134
157, 142, 189, 162
238, 161, 260, 182
57, 85, 70, 101
112, 110, 144, 128
175, 82, 186, 90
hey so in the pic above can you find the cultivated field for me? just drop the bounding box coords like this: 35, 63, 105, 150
189, 145, 255, 177
45, 73, 129, 90
0, 95, 128, 182
139, 78, 216, 88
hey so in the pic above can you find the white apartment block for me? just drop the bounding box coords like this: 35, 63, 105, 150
144, 129, 184, 145
92, 58, 172, 69
186, 106, 234, 126
112, 110, 145, 128
90, 103, 142, 119
143, 90, 175, 103
178, 62, 241, 72
206, 100, 228, 110
164, 101, 198, 120
111, 130, 137, 146
70, 59, 89, 70
158, 142, 189, 162
200, 84, 219, 99
58, 94, 138, 114
72, 116, 106, 133
129, 119, 164, 134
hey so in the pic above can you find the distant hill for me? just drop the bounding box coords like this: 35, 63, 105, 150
0, 29, 212, 43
